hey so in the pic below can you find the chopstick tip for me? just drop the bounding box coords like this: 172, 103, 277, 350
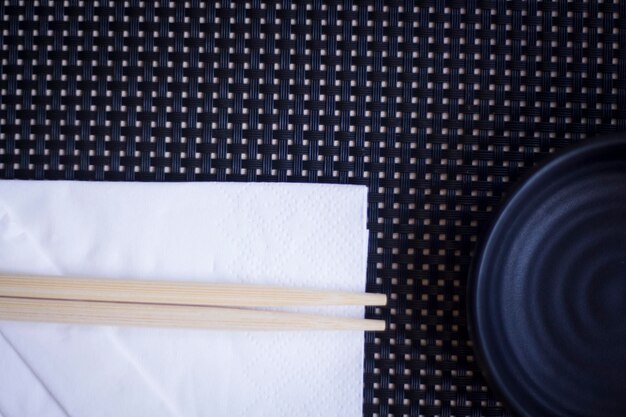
370, 319, 386, 332
371, 293, 387, 306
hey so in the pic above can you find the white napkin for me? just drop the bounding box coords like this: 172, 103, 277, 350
0, 180, 369, 417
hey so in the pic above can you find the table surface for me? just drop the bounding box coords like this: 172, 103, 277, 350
1, 1, 624, 416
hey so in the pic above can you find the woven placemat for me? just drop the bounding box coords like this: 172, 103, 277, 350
1, 1, 625, 416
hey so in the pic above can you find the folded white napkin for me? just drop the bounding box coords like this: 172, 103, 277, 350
0, 180, 369, 417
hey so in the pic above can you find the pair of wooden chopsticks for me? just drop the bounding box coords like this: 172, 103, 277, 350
0, 274, 386, 331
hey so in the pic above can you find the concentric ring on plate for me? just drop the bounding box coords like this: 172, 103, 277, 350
468, 135, 626, 417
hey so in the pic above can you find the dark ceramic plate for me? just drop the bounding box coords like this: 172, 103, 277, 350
469, 135, 626, 417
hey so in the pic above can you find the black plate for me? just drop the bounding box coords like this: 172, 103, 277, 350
469, 135, 626, 417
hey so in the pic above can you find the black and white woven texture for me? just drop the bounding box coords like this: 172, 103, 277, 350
1, 1, 625, 416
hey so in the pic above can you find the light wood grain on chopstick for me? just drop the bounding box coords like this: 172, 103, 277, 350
0, 274, 387, 307
0, 297, 386, 331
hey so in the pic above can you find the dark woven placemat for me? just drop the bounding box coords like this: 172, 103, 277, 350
1, 1, 624, 416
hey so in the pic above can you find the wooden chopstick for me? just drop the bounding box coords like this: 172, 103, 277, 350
0, 274, 387, 307
0, 297, 386, 331
0, 274, 387, 331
